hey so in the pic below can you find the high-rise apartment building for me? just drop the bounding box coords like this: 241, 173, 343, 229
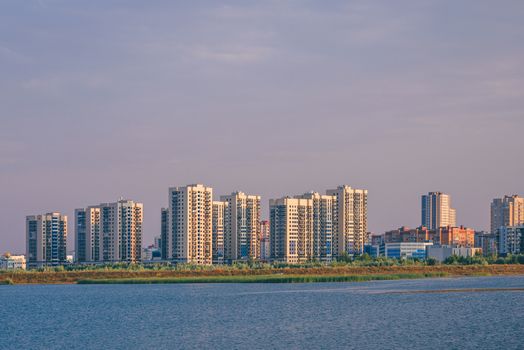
220, 192, 261, 262
160, 208, 169, 260
75, 200, 143, 263
212, 201, 229, 264
326, 185, 368, 255
296, 192, 335, 262
259, 220, 270, 261
421, 192, 456, 230
169, 184, 213, 265
26, 212, 68, 268
270, 197, 314, 263
498, 226, 524, 255
491, 195, 524, 233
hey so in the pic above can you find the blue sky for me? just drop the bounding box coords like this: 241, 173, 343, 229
1, 0, 523, 252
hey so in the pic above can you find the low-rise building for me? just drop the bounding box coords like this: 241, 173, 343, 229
437, 226, 475, 247
382, 242, 433, 259
0, 253, 26, 270
426, 246, 483, 262
384, 226, 437, 243
475, 231, 498, 256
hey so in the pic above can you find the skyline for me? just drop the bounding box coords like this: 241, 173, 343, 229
1, 0, 524, 252
8, 184, 523, 254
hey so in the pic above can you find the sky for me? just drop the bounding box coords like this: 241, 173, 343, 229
1, 0, 523, 253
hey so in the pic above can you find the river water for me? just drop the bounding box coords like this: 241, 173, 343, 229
1, 276, 523, 349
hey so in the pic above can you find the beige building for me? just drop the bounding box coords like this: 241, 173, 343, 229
270, 197, 314, 263
169, 184, 213, 265
0, 253, 26, 270
296, 192, 335, 262
75, 200, 143, 263
326, 185, 368, 255
421, 192, 456, 230
220, 192, 261, 262
26, 212, 68, 268
491, 195, 524, 233
212, 200, 229, 264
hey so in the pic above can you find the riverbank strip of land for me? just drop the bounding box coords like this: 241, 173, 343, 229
1, 264, 524, 284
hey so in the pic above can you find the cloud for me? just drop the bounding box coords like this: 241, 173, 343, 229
187, 45, 273, 64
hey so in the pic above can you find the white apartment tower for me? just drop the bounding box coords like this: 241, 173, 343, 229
270, 197, 314, 264
421, 192, 457, 230
220, 192, 261, 262
169, 184, 213, 265
212, 201, 229, 264
326, 185, 368, 256
75, 200, 143, 263
491, 195, 524, 233
296, 192, 335, 262
26, 212, 68, 268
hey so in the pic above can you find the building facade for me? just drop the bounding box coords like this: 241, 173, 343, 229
421, 192, 456, 230
75, 200, 143, 263
382, 242, 433, 259
383, 226, 437, 243
475, 231, 498, 256
26, 212, 68, 268
437, 226, 475, 247
270, 197, 314, 264
212, 201, 229, 264
0, 253, 26, 270
498, 226, 524, 255
259, 220, 270, 261
220, 192, 261, 262
296, 192, 335, 262
491, 195, 524, 233
160, 208, 169, 260
326, 185, 368, 256
426, 246, 483, 262
169, 184, 213, 265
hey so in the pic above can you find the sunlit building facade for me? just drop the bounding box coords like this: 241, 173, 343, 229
75, 200, 143, 263
220, 192, 261, 262
169, 184, 213, 265
26, 212, 68, 268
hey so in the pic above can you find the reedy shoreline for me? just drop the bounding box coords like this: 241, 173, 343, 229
1, 264, 524, 285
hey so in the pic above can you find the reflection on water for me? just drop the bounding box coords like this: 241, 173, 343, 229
1, 276, 523, 350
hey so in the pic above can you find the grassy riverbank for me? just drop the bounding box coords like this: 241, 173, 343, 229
1, 264, 524, 285
77, 272, 448, 284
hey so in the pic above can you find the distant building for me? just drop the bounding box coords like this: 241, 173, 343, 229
142, 245, 161, 261
212, 200, 229, 264
382, 242, 433, 259
220, 192, 261, 262
421, 192, 456, 230
0, 253, 26, 270
160, 208, 169, 260
437, 226, 475, 247
75, 200, 143, 263
169, 184, 213, 265
426, 246, 483, 262
259, 220, 270, 261
383, 226, 436, 243
491, 195, 524, 233
26, 212, 68, 268
154, 236, 161, 250
270, 197, 314, 264
326, 185, 368, 255
296, 192, 335, 262
498, 226, 524, 255
364, 244, 380, 258
475, 231, 498, 256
